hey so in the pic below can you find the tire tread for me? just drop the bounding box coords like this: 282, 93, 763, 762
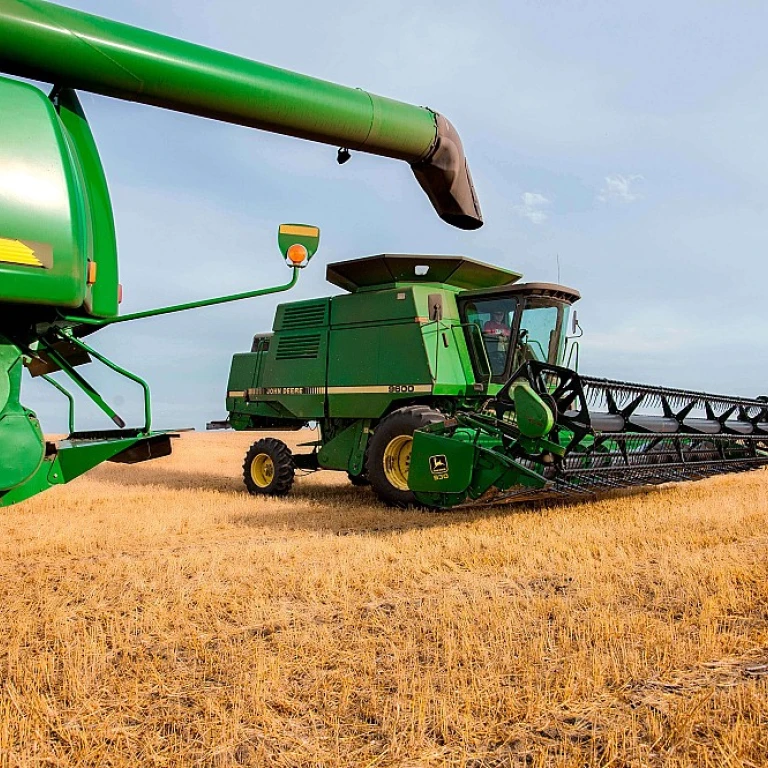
243, 437, 295, 496
366, 405, 443, 507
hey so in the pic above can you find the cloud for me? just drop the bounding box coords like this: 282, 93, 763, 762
598, 173, 644, 203
514, 191, 551, 224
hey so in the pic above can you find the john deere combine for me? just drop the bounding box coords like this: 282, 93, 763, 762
0, 0, 481, 507
221, 254, 768, 508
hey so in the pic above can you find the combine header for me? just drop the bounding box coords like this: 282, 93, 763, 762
0, 0, 481, 507
219, 255, 768, 508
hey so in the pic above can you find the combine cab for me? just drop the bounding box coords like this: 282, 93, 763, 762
221, 254, 768, 509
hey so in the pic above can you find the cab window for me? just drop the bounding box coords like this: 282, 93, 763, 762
462, 297, 518, 377
516, 299, 568, 367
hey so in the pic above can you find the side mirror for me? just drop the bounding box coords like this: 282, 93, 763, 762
571, 310, 579, 335
278, 223, 320, 268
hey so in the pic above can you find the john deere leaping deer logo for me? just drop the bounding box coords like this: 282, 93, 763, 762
429, 454, 449, 480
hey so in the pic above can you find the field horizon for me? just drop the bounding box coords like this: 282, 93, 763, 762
1, 431, 767, 767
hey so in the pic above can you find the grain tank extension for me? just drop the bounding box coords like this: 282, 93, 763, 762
220, 255, 768, 508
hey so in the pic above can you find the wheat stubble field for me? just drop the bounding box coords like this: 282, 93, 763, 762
1, 432, 768, 767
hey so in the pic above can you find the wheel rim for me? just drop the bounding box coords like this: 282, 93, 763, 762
383, 435, 412, 491
250, 453, 275, 488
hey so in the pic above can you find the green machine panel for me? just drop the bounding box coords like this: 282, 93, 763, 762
0, 77, 88, 309
56, 88, 119, 319
327, 311, 433, 418
256, 330, 328, 418
247, 298, 331, 419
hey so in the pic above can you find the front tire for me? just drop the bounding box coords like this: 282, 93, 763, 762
243, 438, 295, 496
366, 406, 444, 507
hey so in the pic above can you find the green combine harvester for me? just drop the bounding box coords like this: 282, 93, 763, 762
0, 0, 481, 507
219, 254, 768, 508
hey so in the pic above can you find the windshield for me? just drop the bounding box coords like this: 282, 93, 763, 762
515, 300, 567, 368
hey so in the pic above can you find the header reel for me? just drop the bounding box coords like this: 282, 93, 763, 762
408, 361, 768, 509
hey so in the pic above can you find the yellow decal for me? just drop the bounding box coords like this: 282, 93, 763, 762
429, 455, 449, 474
279, 224, 320, 238
429, 454, 450, 480
0, 238, 43, 268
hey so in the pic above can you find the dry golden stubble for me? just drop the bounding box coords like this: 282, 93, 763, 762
0, 432, 767, 767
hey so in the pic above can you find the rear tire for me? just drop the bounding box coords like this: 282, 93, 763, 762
243, 438, 294, 496
366, 405, 444, 507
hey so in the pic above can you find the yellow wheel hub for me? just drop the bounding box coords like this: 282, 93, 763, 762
383, 434, 412, 491
250, 453, 275, 488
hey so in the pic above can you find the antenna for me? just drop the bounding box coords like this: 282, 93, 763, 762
556, 253, 561, 283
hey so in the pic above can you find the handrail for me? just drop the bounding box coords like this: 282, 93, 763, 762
40, 374, 75, 433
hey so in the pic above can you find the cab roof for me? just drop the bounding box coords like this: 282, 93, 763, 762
326, 254, 522, 293
462, 281, 581, 304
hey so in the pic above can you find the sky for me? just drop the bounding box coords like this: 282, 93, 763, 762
19, 0, 768, 432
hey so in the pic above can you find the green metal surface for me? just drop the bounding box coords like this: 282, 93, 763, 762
0, 0, 487, 507
278, 224, 320, 266
0, 76, 87, 309
512, 382, 555, 438
224, 253, 768, 511
326, 255, 520, 294
407, 430, 476, 494
408, 415, 553, 509
317, 420, 371, 473
56, 88, 119, 319
0, 235, 310, 507
0, 432, 174, 508
226, 260, 516, 432
0, 336, 45, 492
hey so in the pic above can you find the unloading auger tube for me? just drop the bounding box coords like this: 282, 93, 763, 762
0, 0, 482, 230
407, 362, 768, 509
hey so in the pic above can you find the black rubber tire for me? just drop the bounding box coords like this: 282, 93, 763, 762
366, 405, 444, 507
347, 471, 370, 487
243, 437, 295, 496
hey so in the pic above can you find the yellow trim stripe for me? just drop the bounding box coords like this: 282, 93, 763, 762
236, 385, 433, 397
327, 385, 433, 395
0, 238, 43, 268
279, 224, 319, 238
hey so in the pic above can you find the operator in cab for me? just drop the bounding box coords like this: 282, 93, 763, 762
483, 309, 510, 340
482, 308, 512, 375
